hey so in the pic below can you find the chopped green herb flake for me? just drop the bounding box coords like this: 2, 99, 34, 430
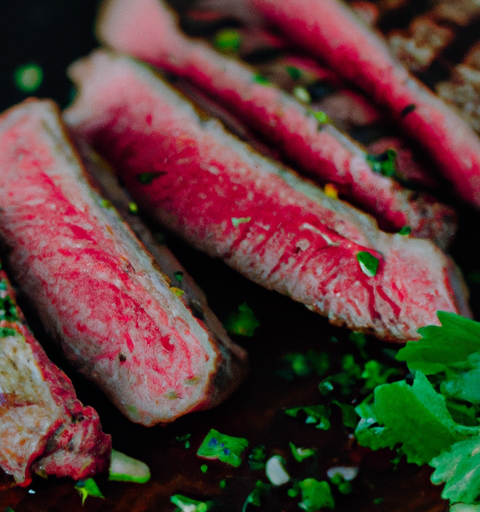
0, 327, 18, 338
128, 201, 139, 214
219, 479, 226, 489
171, 287, 185, 297
200, 464, 208, 473
298, 479, 335, 512
366, 149, 398, 178
356, 251, 379, 277
293, 86, 311, 104
214, 29, 241, 53
333, 401, 359, 429
224, 302, 260, 337
241, 480, 271, 512
100, 198, 113, 209
135, 171, 165, 185
277, 350, 330, 379
285, 405, 331, 430
286, 65, 302, 80
231, 216, 251, 227
289, 442, 315, 462
176, 433, 192, 449
0, 279, 8, 291
252, 73, 270, 85
197, 429, 248, 467
248, 445, 266, 471
0, 296, 18, 322
74, 478, 104, 505
174, 270, 184, 283
5, 507, 15, 512
398, 226, 412, 235
14, 63, 43, 93
170, 494, 213, 512
310, 109, 330, 125
361, 360, 398, 390
318, 381, 334, 395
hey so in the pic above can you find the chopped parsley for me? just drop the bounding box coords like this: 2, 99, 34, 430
285, 404, 331, 430
241, 480, 271, 512
366, 149, 398, 179
176, 433, 192, 449
128, 201, 139, 215
214, 28, 241, 53
170, 494, 213, 512
231, 216, 251, 227
171, 287, 185, 297
74, 478, 104, 505
0, 327, 18, 338
398, 226, 412, 235
248, 445, 267, 470
135, 171, 165, 185
14, 63, 43, 93
0, 296, 18, 322
310, 109, 331, 126
356, 251, 379, 277
286, 65, 302, 80
197, 429, 249, 467
298, 479, 335, 511
173, 270, 184, 283
289, 442, 315, 462
252, 73, 271, 85
200, 464, 208, 473
0, 279, 8, 291
223, 303, 260, 337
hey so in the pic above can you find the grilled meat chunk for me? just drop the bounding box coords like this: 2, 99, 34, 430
0, 265, 111, 485
96, 0, 456, 248
0, 99, 247, 427
65, 50, 470, 342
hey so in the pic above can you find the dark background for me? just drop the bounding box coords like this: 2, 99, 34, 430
0, 0, 100, 113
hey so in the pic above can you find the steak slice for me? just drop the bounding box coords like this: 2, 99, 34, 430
0, 265, 111, 486
0, 99, 247, 427
245, 0, 480, 209
65, 50, 471, 342
96, 0, 456, 249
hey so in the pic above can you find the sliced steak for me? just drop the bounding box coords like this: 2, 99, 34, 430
96, 0, 456, 248
244, 0, 480, 209
65, 50, 470, 342
0, 265, 111, 485
0, 99, 247, 427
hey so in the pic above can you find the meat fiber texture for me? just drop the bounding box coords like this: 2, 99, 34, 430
96, 0, 456, 250
64, 51, 471, 342
0, 264, 111, 486
0, 99, 247, 427
244, 0, 480, 210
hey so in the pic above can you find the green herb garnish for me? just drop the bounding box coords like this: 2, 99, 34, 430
286, 66, 303, 80
298, 479, 335, 511
173, 270, 184, 283
248, 445, 267, 470
252, 73, 271, 85
170, 494, 213, 512
398, 226, 412, 235
285, 405, 331, 430
197, 429, 248, 467
135, 171, 165, 185
74, 478, 104, 505
214, 29, 241, 53
366, 149, 398, 178
241, 480, 271, 512
128, 201, 139, 215
0, 296, 18, 322
223, 302, 260, 337
356, 251, 379, 277
0, 327, 18, 338
14, 63, 43, 93
289, 442, 315, 462
231, 216, 251, 227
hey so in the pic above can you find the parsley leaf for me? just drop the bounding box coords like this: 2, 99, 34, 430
355, 372, 464, 465
74, 478, 104, 505
197, 429, 248, 467
356, 251, 379, 277
214, 29, 241, 53
366, 149, 398, 178
285, 405, 331, 430
298, 479, 335, 511
431, 436, 480, 504
224, 303, 260, 337
170, 494, 213, 512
